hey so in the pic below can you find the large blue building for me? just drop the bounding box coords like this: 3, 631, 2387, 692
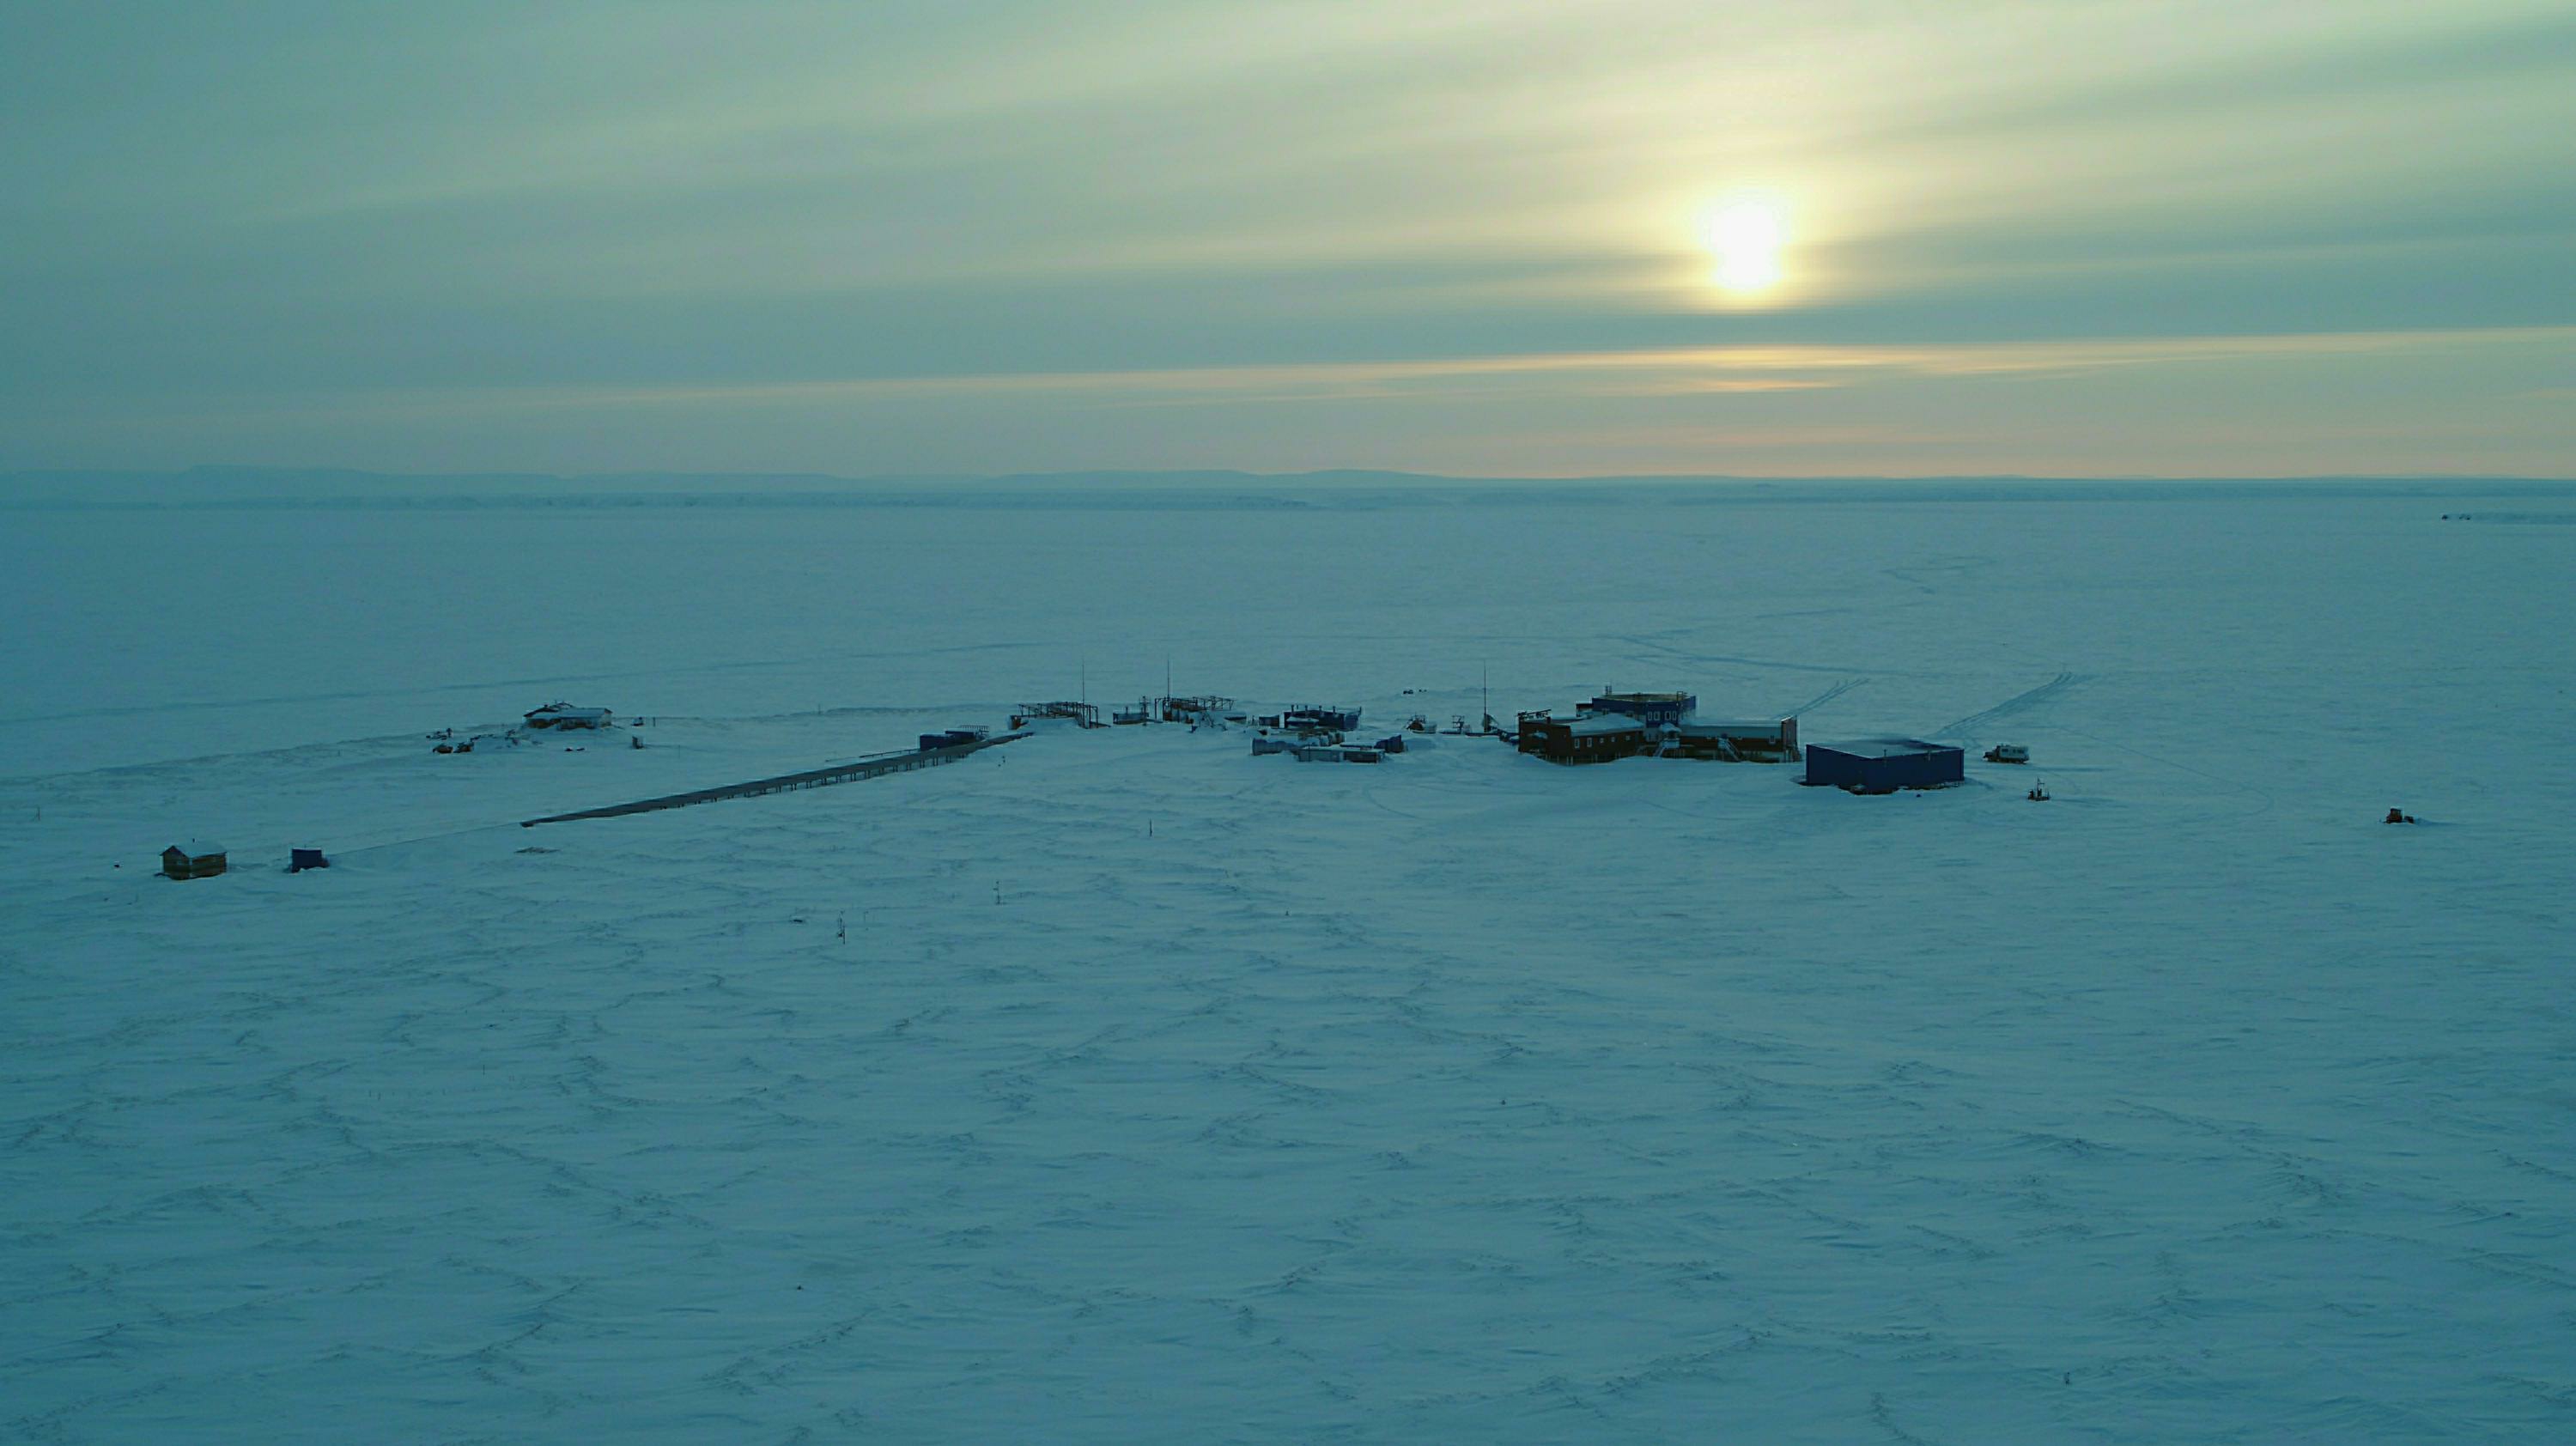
1803, 738, 1965, 791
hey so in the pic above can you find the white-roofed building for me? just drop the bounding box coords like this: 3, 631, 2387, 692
524, 702, 613, 730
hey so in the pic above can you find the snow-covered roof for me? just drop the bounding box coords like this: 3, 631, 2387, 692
1812, 737, 1956, 759
1565, 713, 1650, 736
1678, 718, 1790, 733
170, 839, 225, 855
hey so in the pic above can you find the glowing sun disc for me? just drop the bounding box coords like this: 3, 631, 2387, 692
1704, 197, 1787, 297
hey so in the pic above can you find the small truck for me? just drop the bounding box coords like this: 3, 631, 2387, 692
1984, 743, 2031, 764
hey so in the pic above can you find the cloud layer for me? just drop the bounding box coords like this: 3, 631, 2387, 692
3, 1, 2570, 475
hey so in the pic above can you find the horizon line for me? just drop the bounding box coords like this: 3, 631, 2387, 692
9, 465, 2575, 488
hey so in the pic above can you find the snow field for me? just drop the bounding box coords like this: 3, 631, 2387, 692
4, 489, 2572, 1441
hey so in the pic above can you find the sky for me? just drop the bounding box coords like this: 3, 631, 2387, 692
3, 0, 2572, 479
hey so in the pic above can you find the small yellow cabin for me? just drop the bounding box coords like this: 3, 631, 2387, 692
161, 841, 227, 880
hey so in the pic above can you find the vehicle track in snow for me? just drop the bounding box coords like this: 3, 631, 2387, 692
1939, 671, 2086, 740
1602, 634, 1927, 681
1786, 677, 1868, 717
1881, 553, 1997, 595
2058, 724, 2277, 821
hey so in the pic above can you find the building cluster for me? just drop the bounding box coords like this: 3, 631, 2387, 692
1068, 684, 1976, 793
432, 701, 623, 754
1510, 689, 1971, 793
155, 673, 2032, 879
159, 840, 331, 880
1246, 702, 1408, 763
1516, 692, 1801, 767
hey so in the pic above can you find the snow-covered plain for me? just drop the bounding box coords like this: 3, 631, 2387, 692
4, 484, 2573, 1442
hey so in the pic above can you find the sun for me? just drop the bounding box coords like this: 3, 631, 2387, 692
1703, 195, 1789, 300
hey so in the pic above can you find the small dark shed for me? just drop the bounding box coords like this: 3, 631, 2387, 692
289, 848, 330, 873
161, 841, 228, 879
1803, 738, 1965, 791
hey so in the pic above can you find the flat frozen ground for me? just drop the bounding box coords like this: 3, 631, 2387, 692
3, 487, 2572, 1442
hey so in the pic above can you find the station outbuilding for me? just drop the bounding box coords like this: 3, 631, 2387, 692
524, 703, 612, 731
1673, 717, 1801, 762
1283, 704, 1364, 732
161, 841, 228, 879
1517, 711, 1655, 764
1802, 738, 1965, 792
1013, 701, 1101, 729
1583, 691, 1697, 726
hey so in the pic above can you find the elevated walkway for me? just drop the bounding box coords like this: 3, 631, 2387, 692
520, 732, 1021, 827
